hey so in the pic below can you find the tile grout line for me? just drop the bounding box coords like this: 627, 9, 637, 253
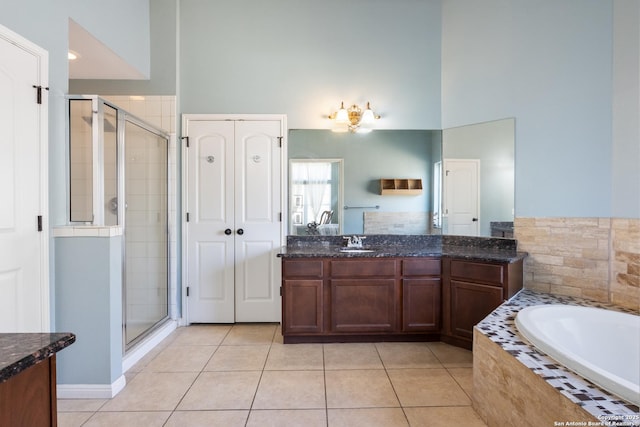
243, 324, 278, 426
322, 343, 329, 427
161, 327, 232, 426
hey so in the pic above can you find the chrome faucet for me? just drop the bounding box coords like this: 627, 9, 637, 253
343, 235, 366, 249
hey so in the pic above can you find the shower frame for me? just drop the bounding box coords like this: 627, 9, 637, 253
66, 95, 171, 352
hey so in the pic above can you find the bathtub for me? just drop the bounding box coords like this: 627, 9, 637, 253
515, 304, 640, 406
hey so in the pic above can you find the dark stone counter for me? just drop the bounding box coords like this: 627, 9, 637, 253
0, 333, 76, 383
278, 234, 527, 263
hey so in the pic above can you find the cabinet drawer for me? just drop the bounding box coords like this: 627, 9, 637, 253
331, 259, 396, 277
402, 258, 441, 276
283, 259, 324, 278
450, 260, 504, 286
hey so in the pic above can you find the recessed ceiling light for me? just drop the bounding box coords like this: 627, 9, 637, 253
68, 50, 79, 60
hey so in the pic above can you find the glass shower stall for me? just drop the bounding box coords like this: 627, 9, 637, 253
68, 95, 170, 350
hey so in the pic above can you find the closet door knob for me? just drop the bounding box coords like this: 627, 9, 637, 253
237, 228, 244, 235
224, 228, 232, 235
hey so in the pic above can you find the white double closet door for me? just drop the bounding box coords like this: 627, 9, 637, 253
184, 116, 285, 323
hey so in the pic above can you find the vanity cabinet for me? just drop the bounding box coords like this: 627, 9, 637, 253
0, 356, 57, 427
330, 259, 398, 333
0, 333, 75, 427
402, 258, 441, 332
281, 257, 440, 343
282, 259, 324, 335
441, 258, 523, 349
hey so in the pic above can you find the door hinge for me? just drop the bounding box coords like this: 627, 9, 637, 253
279, 286, 282, 296
37, 215, 43, 232
279, 212, 282, 222
446, 170, 450, 176
277, 136, 283, 147
32, 85, 49, 104
181, 136, 189, 148
186, 286, 190, 297
186, 212, 190, 222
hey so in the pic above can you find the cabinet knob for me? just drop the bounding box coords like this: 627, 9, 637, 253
224, 228, 232, 235
237, 228, 244, 235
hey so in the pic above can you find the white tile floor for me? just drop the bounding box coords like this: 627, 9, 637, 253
57, 324, 487, 427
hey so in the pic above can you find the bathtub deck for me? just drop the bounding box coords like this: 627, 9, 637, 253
473, 289, 639, 425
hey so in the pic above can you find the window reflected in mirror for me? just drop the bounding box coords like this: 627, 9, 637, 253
289, 159, 343, 235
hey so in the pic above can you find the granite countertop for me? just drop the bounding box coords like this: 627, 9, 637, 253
278, 234, 527, 263
0, 333, 76, 383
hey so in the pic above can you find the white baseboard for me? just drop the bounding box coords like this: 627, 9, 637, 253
122, 319, 178, 373
57, 375, 126, 399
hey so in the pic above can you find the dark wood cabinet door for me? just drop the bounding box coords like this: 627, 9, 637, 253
402, 278, 441, 332
283, 279, 323, 334
450, 280, 503, 339
331, 279, 397, 332
0, 356, 57, 427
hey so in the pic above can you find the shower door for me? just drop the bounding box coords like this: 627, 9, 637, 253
123, 119, 169, 347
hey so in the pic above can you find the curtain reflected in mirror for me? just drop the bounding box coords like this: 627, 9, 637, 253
289, 159, 343, 235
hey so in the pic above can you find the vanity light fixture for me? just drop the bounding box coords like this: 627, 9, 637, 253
328, 101, 380, 133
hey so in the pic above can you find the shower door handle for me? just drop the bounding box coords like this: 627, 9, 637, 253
224, 228, 232, 235
237, 228, 244, 235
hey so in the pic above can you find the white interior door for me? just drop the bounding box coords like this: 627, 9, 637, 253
234, 120, 282, 322
185, 120, 236, 323
444, 159, 480, 236
0, 25, 49, 332
184, 117, 284, 323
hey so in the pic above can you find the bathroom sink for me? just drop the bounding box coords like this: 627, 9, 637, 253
339, 248, 375, 253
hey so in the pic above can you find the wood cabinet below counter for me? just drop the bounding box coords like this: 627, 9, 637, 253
441, 258, 524, 350
282, 257, 441, 343
281, 255, 524, 349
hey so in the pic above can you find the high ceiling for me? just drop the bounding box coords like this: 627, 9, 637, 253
68, 19, 147, 80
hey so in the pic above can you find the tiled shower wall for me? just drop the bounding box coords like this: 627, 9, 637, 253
514, 217, 640, 311
104, 95, 179, 320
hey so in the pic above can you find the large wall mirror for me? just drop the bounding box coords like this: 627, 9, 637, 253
288, 118, 514, 237
442, 118, 515, 237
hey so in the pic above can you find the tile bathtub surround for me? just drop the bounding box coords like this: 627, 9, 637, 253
515, 217, 640, 310
57, 324, 485, 427
473, 289, 639, 427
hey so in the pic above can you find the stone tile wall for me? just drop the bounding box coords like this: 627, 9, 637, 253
610, 218, 640, 308
514, 217, 640, 311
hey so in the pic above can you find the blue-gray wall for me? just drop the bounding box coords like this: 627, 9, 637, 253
441, 0, 639, 219
69, 0, 177, 95
59, 0, 640, 222
179, 0, 443, 130
611, 0, 640, 218
55, 236, 123, 385
68, 0, 150, 78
